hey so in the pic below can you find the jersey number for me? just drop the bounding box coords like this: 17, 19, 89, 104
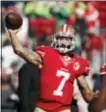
53, 70, 70, 96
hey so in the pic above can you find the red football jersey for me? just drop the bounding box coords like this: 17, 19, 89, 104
36, 46, 89, 111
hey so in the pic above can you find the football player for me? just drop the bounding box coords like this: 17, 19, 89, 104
89, 64, 106, 112
7, 24, 97, 112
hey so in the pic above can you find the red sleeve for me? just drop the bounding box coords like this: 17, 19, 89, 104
80, 60, 90, 75
76, 60, 90, 77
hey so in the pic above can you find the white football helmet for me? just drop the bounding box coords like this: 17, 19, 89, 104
51, 24, 76, 53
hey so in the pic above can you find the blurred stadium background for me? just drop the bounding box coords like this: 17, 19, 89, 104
1, 1, 106, 112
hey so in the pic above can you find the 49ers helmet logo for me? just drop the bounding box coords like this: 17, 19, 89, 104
58, 24, 75, 36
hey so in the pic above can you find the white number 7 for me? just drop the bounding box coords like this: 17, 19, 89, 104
53, 70, 70, 96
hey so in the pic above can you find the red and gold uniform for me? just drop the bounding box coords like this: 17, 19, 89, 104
35, 46, 89, 111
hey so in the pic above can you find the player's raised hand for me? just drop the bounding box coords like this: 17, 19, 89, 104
8, 29, 20, 35
6, 29, 20, 42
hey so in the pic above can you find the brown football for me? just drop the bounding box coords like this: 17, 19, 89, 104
5, 12, 23, 30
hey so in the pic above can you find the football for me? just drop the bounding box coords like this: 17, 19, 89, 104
5, 12, 23, 30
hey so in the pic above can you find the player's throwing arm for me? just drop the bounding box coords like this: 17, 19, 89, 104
5, 12, 42, 68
